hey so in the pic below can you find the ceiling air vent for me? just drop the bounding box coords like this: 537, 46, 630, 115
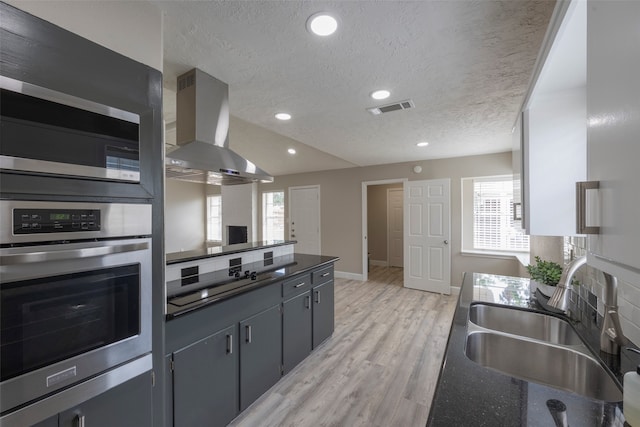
367, 99, 415, 115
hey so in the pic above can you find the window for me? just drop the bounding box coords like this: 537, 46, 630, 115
206, 195, 222, 241
262, 191, 285, 241
462, 176, 529, 253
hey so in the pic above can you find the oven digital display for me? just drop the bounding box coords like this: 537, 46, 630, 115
50, 213, 70, 220
13, 208, 101, 234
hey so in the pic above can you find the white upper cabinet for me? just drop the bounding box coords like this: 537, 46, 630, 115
585, 0, 640, 283
517, 0, 587, 236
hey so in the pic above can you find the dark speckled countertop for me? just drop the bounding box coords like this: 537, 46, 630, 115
166, 240, 296, 265
427, 272, 638, 427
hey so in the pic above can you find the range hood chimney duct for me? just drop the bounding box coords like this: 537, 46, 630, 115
165, 68, 274, 185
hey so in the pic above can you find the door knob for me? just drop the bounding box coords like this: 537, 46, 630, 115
444, 240, 449, 245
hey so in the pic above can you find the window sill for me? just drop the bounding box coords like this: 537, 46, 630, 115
461, 250, 530, 265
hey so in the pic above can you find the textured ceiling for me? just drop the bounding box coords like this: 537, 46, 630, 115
153, 0, 556, 176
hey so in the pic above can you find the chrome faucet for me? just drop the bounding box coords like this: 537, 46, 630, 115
548, 255, 627, 355
548, 256, 586, 314
600, 272, 628, 355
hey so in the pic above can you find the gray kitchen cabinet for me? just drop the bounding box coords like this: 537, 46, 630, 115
312, 280, 335, 348
239, 304, 282, 411
171, 324, 237, 427
283, 290, 312, 374
31, 416, 58, 427
585, 0, 640, 284
58, 372, 152, 427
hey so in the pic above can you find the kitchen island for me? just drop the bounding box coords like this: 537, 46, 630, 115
427, 272, 636, 426
164, 242, 338, 427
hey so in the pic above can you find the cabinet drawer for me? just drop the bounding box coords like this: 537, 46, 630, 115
312, 266, 333, 285
282, 273, 311, 298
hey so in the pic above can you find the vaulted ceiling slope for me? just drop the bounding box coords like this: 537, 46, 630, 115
154, 0, 555, 175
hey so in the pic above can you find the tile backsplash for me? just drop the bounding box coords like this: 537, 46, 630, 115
564, 237, 640, 348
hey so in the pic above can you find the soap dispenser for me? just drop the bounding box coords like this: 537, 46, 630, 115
625, 365, 640, 426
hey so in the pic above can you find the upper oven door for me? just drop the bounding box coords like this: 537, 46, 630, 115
0, 75, 140, 183
0, 238, 152, 414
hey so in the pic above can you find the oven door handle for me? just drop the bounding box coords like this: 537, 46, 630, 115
0, 242, 150, 265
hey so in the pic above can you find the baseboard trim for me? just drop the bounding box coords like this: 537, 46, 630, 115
369, 260, 388, 267
335, 271, 364, 281
450, 285, 461, 296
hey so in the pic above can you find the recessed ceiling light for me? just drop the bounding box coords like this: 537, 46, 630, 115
288, 148, 296, 155
417, 142, 429, 147
307, 13, 338, 36
371, 90, 390, 100
275, 113, 291, 121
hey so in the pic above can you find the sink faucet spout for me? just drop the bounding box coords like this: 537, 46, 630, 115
548, 256, 586, 314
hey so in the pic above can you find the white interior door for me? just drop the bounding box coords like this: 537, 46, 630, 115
289, 186, 321, 255
404, 179, 451, 294
387, 188, 403, 268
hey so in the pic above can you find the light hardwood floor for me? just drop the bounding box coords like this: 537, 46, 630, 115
228, 266, 457, 427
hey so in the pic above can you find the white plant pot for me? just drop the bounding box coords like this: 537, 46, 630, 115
534, 281, 557, 297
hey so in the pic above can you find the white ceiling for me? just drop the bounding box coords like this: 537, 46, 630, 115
153, 0, 556, 176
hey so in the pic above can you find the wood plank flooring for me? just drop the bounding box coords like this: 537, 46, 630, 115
228, 266, 457, 427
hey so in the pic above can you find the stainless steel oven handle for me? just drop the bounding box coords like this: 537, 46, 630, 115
0, 242, 150, 265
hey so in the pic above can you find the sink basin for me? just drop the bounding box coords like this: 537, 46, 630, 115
465, 331, 622, 402
469, 303, 583, 346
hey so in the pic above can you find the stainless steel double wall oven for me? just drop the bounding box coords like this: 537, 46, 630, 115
1, 4, 163, 424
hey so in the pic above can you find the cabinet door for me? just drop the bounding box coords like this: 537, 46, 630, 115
32, 416, 57, 427
59, 372, 152, 427
283, 291, 312, 374
239, 305, 282, 411
172, 324, 237, 427
586, 0, 640, 280
313, 280, 335, 348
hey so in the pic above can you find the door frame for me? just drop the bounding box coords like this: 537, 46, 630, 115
387, 187, 404, 268
361, 178, 407, 282
288, 185, 321, 255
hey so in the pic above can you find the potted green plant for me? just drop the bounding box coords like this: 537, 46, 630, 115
526, 256, 563, 297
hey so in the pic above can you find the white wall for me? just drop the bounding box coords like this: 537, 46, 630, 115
222, 183, 258, 244
165, 180, 206, 253
5, 1, 163, 71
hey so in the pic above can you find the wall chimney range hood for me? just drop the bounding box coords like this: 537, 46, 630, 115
165, 68, 274, 185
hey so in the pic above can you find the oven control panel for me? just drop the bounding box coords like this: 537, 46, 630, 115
13, 208, 101, 234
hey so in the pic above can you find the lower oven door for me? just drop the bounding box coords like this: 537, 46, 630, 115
0, 238, 152, 414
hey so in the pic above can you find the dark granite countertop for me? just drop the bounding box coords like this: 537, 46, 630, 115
166, 240, 296, 265
166, 253, 338, 319
427, 272, 638, 427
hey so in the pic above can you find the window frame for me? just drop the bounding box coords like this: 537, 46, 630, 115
461, 175, 529, 256
206, 194, 222, 242
261, 190, 285, 241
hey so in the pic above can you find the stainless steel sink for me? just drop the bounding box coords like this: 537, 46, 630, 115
469, 303, 583, 346
464, 303, 622, 402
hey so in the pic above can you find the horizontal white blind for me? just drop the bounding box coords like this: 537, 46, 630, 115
473, 178, 529, 251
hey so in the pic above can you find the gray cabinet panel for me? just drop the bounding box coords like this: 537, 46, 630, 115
313, 280, 335, 348
32, 416, 57, 427
239, 305, 282, 411
58, 372, 152, 427
172, 324, 238, 427
283, 291, 312, 374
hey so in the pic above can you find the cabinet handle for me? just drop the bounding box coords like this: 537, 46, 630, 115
315, 290, 320, 304
294, 282, 305, 288
245, 325, 252, 344
75, 415, 85, 427
512, 202, 522, 221
226, 334, 233, 354
321, 272, 330, 278
305, 295, 311, 309
576, 181, 600, 234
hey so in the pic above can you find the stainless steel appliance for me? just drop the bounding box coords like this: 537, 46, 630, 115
0, 75, 141, 182
165, 68, 274, 185
0, 201, 152, 426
